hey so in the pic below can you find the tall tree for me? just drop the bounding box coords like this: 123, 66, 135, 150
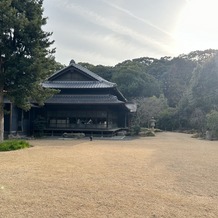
206, 110, 218, 139
190, 55, 218, 111
0, 0, 56, 141
177, 52, 218, 130
112, 66, 161, 98
160, 57, 195, 107
133, 95, 168, 128
79, 62, 114, 82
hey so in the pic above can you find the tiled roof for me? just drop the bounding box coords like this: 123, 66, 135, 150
45, 94, 124, 104
70, 63, 110, 83
46, 63, 116, 87
42, 81, 115, 89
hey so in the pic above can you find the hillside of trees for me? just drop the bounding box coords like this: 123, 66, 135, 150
78, 49, 218, 138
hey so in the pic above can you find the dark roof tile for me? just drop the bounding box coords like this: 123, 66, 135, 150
46, 63, 116, 87
42, 81, 114, 89
45, 94, 124, 104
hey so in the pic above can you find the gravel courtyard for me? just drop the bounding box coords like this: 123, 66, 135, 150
0, 132, 218, 218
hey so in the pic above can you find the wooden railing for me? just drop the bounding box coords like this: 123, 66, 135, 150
47, 123, 117, 129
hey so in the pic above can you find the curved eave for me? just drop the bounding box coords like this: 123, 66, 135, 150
125, 102, 137, 112
42, 81, 116, 89
44, 94, 125, 105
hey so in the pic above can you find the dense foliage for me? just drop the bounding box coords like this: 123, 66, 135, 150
80, 49, 218, 137
206, 110, 218, 139
0, 140, 30, 151
0, 0, 58, 141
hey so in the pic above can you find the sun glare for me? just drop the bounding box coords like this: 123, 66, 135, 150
173, 0, 218, 54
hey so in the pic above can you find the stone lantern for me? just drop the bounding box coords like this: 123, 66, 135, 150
150, 117, 156, 130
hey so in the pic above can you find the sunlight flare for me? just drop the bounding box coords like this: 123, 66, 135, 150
173, 0, 218, 54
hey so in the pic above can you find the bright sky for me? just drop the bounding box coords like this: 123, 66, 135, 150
43, 0, 218, 66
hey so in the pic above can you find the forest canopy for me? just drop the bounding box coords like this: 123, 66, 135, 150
79, 49, 218, 137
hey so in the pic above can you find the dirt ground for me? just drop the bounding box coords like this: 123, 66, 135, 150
0, 132, 218, 218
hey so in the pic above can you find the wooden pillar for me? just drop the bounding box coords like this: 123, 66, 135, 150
106, 111, 109, 129
125, 113, 127, 128
0, 91, 4, 141
10, 103, 12, 133
21, 109, 24, 132
9, 103, 18, 134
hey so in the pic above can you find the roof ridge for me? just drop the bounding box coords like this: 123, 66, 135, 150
46, 63, 116, 87
44, 81, 105, 83
71, 63, 113, 83
52, 94, 115, 97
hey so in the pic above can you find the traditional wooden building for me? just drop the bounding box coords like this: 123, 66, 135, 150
4, 62, 136, 137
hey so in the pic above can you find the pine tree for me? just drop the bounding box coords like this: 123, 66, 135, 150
0, 0, 56, 141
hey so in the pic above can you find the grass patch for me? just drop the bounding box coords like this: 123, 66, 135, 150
0, 140, 30, 152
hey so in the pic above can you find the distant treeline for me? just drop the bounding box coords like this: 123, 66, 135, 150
76, 49, 218, 137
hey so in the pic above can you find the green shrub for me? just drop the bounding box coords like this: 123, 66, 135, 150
206, 110, 218, 139
154, 128, 163, 133
134, 125, 141, 134
127, 125, 140, 136
33, 115, 46, 137
139, 130, 156, 137
0, 140, 30, 152
140, 127, 149, 132
191, 133, 202, 138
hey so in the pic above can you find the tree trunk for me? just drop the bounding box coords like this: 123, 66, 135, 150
0, 56, 5, 141
0, 90, 4, 142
